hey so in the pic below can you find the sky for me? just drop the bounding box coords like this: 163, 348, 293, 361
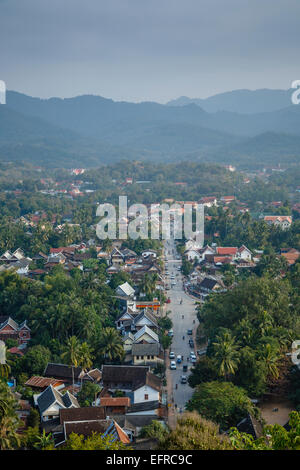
1, 0, 300, 102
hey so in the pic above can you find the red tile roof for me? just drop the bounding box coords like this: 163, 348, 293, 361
100, 397, 130, 407
216, 247, 237, 255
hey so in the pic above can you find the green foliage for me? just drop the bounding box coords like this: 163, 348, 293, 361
229, 411, 300, 450
158, 412, 233, 450
186, 381, 257, 430
62, 432, 131, 450
0, 381, 21, 450
22, 345, 52, 376
77, 382, 101, 407
139, 420, 168, 440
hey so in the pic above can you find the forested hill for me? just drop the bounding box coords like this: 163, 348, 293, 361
0, 90, 299, 168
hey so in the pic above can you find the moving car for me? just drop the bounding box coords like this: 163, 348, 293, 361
177, 355, 182, 363
189, 339, 194, 347
180, 375, 187, 384
170, 361, 176, 370
183, 364, 188, 372
187, 329, 193, 335
169, 351, 175, 359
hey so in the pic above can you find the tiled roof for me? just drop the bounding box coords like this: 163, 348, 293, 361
25, 376, 64, 388
59, 406, 106, 423
44, 363, 82, 381
100, 397, 130, 407
216, 247, 238, 255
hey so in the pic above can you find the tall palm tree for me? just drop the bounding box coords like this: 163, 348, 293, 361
78, 342, 94, 390
97, 327, 124, 363
212, 331, 240, 380
258, 343, 280, 379
61, 336, 81, 390
0, 383, 21, 450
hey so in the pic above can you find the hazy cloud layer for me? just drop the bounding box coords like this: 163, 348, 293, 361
1, 0, 300, 101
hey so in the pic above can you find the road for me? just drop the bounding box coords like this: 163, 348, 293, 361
164, 238, 198, 413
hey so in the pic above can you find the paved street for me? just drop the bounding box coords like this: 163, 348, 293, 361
164, 238, 198, 414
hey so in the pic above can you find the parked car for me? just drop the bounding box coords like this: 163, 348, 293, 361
190, 356, 197, 364
183, 364, 188, 372
177, 355, 182, 364
170, 361, 176, 370
168, 329, 174, 337
189, 339, 194, 348
169, 351, 175, 359
166, 297, 171, 304
180, 375, 187, 384
187, 329, 193, 335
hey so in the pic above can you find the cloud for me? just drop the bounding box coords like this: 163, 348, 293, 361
1, 0, 300, 101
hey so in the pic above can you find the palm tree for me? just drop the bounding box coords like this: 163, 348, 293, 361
0, 363, 11, 379
97, 327, 124, 363
61, 336, 81, 390
0, 383, 21, 450
258, 343, 280, 379
212, 330, 240, 380
78, 342, 94, 390
33, 429, 54, 450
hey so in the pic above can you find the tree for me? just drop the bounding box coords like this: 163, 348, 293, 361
188, 357, 219, 388
27, 408, 40, 429
22, 345, 52, 376
158, 412, 233, 450
212, 330, 240, 380
77, 381, 100, 407
139, 420, 168, 441
186, 381, 257, 430
0, 381, 21, 450
63, 432, 131, 450
96, 327, 124, 363
229, 411, 300, 450
61, 336, 82, 390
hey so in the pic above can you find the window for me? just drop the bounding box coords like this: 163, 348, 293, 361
144, 394, 149, 400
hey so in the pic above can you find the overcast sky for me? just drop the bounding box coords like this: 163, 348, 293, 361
1, 0, 300, 102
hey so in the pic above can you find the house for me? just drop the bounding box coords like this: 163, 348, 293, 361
141, 249, 158, 259
46, 407, 130, 447
110, 248, 125, 265
0, 317, 31, 345
36, 384, 79, 421
25, 376, 65, 392
44, 363, 101, 385
101, 365, 161, 404
236, 414, 263, 439
280, 248, 300, 266
44, 363, 83, 384
0, 248, 25, 263
100, 397, 131, 415
200, 196, 218, 207
133, 325, 159, 344
198, 277, 225, 296
220, 196, 235, 204
116, 282, 135, 298
237, 245, 252, 261
216, 246, 238, 257
131, 343, 164, 366
264, 215, 292, 230
116, 309, 159, 334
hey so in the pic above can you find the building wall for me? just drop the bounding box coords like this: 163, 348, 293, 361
134, 385, 159, 404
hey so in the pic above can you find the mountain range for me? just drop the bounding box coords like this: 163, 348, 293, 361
0, 88, 299, 168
